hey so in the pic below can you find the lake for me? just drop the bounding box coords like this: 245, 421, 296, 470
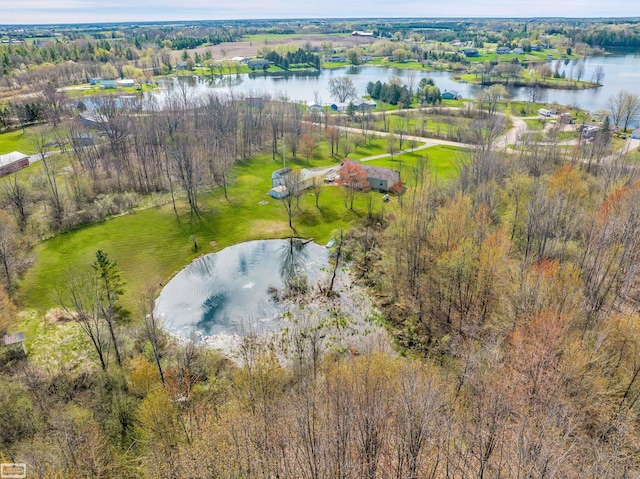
154, 239, 329, 346
155, 52, 640, 114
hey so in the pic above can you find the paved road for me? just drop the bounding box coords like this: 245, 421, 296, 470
335, 124, 474, 164
27, 150, 61, 163
335, 111, 638, 165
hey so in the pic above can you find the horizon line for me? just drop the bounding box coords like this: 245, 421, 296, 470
2, 15, 640, 28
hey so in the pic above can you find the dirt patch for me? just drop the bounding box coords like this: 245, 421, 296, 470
250, 219, 291, 236
45, 307, 74, 324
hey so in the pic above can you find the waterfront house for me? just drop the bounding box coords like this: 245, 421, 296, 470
496, 47, 511, 54
442, 90, 461, 100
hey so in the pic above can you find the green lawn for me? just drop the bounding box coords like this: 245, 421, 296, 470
465, 51, 561, 64
365, 144, 468, 182
17, 150, 363, 312
524, 119, 545, 130
16, 122, 465, 313
192, 64, 252, 75
557, 130, 578, 142
0, 128, 42, 155
65, 83, 159, 98
12, 131, 466, 366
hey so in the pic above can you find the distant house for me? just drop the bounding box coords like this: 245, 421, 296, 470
463, 48, 480, 57
441, 90, 461, 100
88, 77, 102, 85
531, 44, 544, 52
496, 47, 511, 54
0, 151, 29, 177
331, 102, 349, 112
631, 128, 640, 139
247, 59, 270, 70
77, 111, 108, 129
116, 78, 135, 88
353, 98, 377, 111
100, 79, 117, 89
360, 55, 373, 62
361, 165, 401, 192
331, 98, 377, 112
324, 56, 347, 63
71, 133, 96, 147
307, 101, 322, 114
512, 47, 525, 54
352, 31, 374, 37
560, 112, 574, 124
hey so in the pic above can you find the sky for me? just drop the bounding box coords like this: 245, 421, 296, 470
2, 0, 638, 25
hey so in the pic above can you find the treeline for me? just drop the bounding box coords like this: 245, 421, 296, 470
365, 80, 412, 106
0, 90, 312, 249
576, 24, 640, 47
1, 39, 139, 71
164, 32, 236, 51
0, 26, 240, 76
263, 48, 321, 70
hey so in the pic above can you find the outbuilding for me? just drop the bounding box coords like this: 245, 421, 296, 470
116, 78, 135, 88
307, 101, 322, 114
272, 167, 292, 188
631, 128, 640, 139
441, 90, 461, 100
269, 185, 288, 199
0, 151, 29, 177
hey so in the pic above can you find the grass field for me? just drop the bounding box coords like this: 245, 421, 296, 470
244, 33, 350, 44
64, 83, 159, 98
0, 128, 43, 155
524, 119, 545, 130
16, 135, 464, 312
366, 144, 467, 182
362, 112, 473, 138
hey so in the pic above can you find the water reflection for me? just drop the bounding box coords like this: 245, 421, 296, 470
155, 239, 328, 341
280, 239, 309, 294
147, 53, 640, 113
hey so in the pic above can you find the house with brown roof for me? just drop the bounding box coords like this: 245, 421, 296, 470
361, 164, 401, 192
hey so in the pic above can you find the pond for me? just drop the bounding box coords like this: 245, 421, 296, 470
152, 52, 640, 114
154, 239, 329, 346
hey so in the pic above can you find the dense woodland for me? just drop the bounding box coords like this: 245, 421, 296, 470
1, 17, 640, 478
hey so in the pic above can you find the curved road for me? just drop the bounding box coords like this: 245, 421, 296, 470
334, 111, 637, 165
